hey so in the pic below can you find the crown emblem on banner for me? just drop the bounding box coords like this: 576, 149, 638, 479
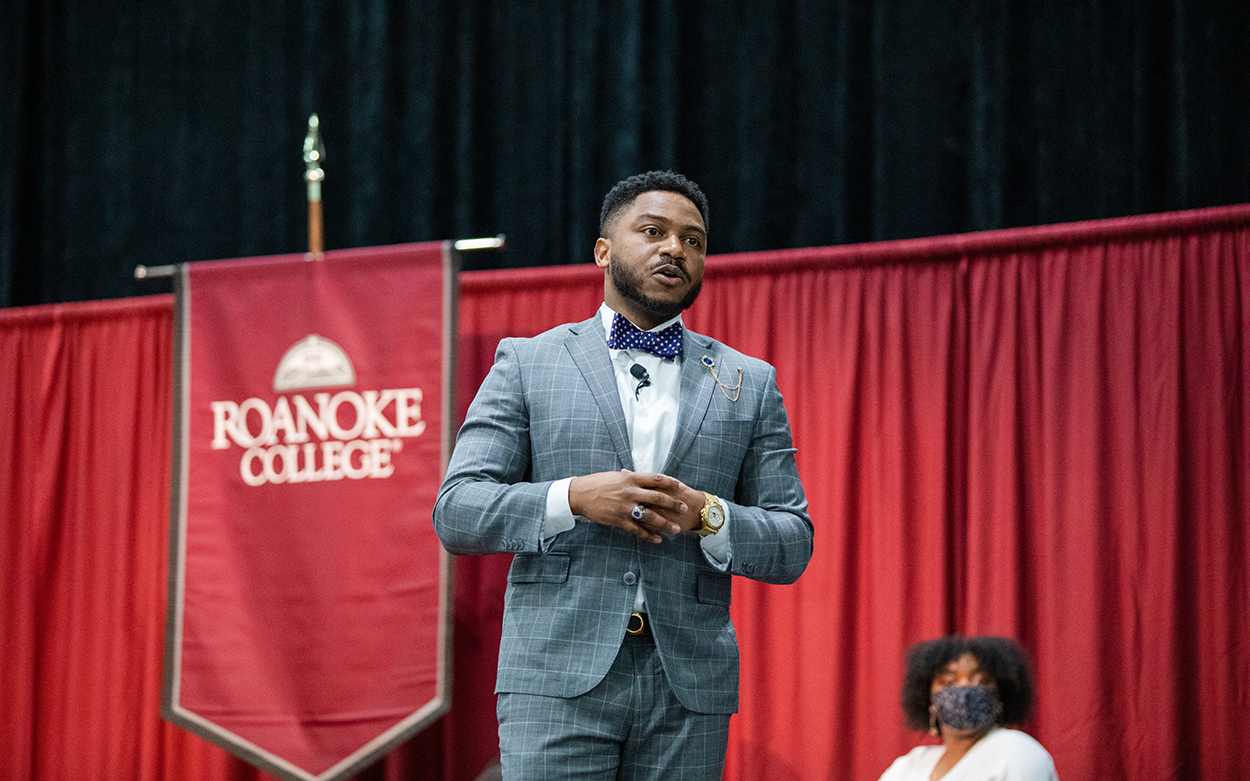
273, 334, 356, 392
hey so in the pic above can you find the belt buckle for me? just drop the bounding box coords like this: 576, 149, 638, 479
626, 611, 646, 636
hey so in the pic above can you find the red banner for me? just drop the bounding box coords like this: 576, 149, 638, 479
164, 243, 455, 781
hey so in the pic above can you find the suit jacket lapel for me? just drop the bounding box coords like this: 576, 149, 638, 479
566, 316, 634, 468
663, 328, 717, 473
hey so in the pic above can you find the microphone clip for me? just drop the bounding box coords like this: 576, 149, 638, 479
630, 363, 651, 400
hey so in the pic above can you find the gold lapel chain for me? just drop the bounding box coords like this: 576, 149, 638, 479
701, 355, 742, 402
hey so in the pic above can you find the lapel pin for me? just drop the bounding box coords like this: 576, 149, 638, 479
701, 355, 743, 402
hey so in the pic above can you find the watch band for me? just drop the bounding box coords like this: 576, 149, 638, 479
696, 492, 725, 537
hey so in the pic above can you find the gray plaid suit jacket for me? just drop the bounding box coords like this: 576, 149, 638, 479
433, 315, 813, 714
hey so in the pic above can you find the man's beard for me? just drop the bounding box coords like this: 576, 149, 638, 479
610, 254, 702, 322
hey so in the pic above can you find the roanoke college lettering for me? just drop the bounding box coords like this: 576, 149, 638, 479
209, 389, 426, 486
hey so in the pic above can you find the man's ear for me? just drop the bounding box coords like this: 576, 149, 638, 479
593, 237, 611, 269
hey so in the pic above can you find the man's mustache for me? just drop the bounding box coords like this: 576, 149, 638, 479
652, 259, 689, 281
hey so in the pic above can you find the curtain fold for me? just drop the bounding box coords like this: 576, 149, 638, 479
2, 205, 1247, 780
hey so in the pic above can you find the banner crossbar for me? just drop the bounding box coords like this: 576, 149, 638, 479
134, 235, 504, 280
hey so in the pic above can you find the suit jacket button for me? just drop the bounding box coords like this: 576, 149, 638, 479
623, 571, 637, 586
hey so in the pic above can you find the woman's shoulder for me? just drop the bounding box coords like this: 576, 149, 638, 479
982, 728, 1049, 753
877, 744, 942, 781
977, 728, 1058, 777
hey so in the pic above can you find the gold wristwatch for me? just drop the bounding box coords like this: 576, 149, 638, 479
695, 492, 725, 537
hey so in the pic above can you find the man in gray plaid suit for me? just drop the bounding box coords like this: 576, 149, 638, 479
434, 171, 813, 780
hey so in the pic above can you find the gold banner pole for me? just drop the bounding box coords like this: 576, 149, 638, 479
304, 114, 325, 260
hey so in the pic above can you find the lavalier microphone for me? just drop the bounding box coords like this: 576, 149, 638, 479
630, 363, 651, 400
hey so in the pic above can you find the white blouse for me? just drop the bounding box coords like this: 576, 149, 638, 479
876, 728, 1058, 781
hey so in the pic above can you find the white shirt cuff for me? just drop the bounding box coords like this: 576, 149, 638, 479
699, 503, 731, 570
543, 477, 577, 542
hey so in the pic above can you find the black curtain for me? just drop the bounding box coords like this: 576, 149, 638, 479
2, 0, 1248, 307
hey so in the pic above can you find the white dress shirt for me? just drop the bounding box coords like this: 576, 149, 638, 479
543, 304, 731, 610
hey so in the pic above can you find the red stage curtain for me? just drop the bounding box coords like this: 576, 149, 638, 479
0, 297, 227, 779
700, 213, 1250, 781
3, 206, 1248, 780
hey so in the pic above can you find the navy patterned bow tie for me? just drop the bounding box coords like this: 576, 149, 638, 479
607, 313, 683, 359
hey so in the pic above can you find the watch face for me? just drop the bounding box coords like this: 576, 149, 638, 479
707, 503, 725, 524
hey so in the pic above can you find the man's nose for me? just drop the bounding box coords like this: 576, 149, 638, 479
660, 232, 684, 257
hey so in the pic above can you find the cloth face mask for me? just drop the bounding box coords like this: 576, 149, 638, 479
932, 684, 1000, 731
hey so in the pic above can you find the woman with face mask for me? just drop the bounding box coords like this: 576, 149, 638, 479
876, 636, 1059, 781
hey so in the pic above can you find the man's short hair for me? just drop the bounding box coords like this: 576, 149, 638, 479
599, 170, 709, 237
